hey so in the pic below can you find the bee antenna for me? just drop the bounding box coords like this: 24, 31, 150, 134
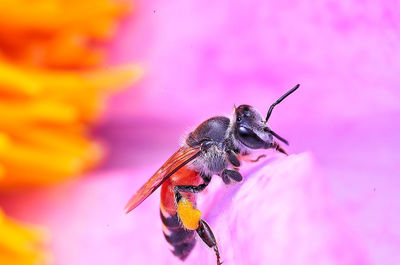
265, 84, 299, 123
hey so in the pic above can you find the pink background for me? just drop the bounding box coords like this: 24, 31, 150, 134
1, 0, 399, 264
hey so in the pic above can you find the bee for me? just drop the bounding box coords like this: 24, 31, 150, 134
125, 84, 299, 264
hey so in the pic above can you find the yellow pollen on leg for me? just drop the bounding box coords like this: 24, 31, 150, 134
177, 198, 202, 230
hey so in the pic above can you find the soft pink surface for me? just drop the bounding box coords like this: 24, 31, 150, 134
1, 0, 400, 264
191, 153, 368, 265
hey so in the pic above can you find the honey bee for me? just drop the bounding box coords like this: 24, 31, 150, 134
125, 84, 299, 264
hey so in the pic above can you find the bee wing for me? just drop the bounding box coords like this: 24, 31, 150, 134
125, 146, 201, 213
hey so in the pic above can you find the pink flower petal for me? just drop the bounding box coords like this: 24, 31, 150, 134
187, 153, 369, 265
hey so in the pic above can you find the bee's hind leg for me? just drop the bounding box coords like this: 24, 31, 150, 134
196, 219, 222, 265
173, 173, 211, 202
174, 194, 222, 265
173, 176, 222, 264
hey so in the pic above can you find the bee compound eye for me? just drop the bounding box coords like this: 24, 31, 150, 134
238, 126, 249, 136
237, 126, 265, 149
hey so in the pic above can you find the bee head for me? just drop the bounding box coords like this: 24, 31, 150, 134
233, 84, 299, 150
234, 105, 273, 149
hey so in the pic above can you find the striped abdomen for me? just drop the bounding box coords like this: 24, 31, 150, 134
160, 211, 196, 260
160, 166, 202, 260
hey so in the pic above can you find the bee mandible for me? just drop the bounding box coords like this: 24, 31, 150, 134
125, 84, 299, 265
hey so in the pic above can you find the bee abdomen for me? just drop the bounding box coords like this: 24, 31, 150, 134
160, 210, 196, 260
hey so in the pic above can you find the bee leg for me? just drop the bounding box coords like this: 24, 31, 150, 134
174, 174, 211, 203
221, 168, 243, 184
173, 174, 211, 228
196, 219, 222, 265
174, 177, 222, 264
247, 154, 266, 163
225, 148, 240, 167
